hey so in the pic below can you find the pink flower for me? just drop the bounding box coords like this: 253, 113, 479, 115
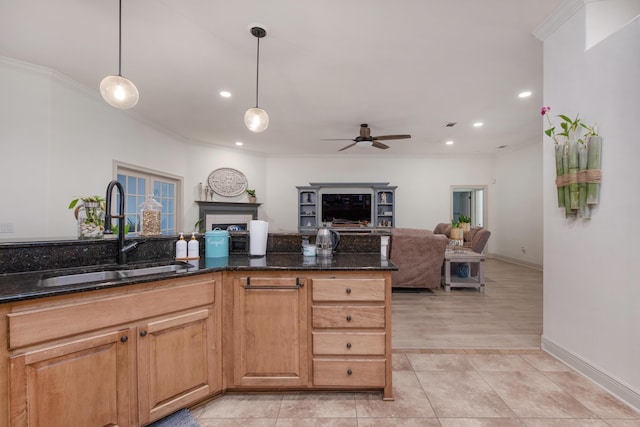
541, 106, 551, 116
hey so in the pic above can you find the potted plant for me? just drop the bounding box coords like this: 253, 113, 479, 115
246, 189, 257, 203
69, 196, 106, 239
458, 215, 471, 232
450, 219, 464, 241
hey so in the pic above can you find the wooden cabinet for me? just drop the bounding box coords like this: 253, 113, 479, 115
228, 275, 309, 388
311, 276, 393, 399
9, 329, 133, 427
5, 273, 221, 427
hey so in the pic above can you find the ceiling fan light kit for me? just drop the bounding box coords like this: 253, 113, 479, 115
100, 0, 139, 109
245, 26, 269, 133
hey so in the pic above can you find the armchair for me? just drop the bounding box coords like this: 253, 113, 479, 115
389, 228, 448, 289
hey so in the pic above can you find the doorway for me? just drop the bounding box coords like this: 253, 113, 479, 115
450, 185, 486, 227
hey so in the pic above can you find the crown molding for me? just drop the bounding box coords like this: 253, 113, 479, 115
533, 0, 587, 41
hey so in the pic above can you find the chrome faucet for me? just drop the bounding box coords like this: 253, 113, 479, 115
104, 180, 138, 264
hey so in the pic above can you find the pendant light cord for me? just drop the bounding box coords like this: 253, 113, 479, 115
118, 0, 122, 77
255, 36, 260, 108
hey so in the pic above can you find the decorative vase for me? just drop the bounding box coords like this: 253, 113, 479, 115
450, 228, 463, 240
249, 196, 257, 203
460, 222, 470, 232
77, 202, 105, 239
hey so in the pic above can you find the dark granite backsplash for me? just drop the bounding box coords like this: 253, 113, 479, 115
0, 232, 383, 274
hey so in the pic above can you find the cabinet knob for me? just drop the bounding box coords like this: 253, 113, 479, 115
346, 315, 352, 322
120, 335, 128, 343
346, 342, 352, 349
347, 369, 353, 375
140, 330, 147, 337
346, 288, 351, 294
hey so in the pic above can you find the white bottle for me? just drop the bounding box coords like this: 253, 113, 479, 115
188, 232, 199, 258
176, 232, 187, 258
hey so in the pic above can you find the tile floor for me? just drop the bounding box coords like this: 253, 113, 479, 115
190, 350, 640, 426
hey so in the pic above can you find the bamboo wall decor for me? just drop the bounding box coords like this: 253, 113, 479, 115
542, 107, 602, 219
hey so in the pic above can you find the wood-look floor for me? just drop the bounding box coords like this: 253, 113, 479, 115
392, 257, 543, 350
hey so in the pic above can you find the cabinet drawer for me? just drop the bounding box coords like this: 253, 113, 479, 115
312, 278, 385, 302
313, 332, 385, 355
312, 306, 385, 329
313, 359, 385, 387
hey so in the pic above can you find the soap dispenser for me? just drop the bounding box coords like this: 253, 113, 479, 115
176, 232, 187, 258
188, 232, 199, 258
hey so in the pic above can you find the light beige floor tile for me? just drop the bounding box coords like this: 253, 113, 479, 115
407, 353, 475, 371
197, 394, 283, 419
355, 371, 436, 418
278, 393, 356, 419
275, 418, 357, 427
439, 419, 524, 427
543, 371, 640, 419
603, 420, 640, 426
520, 352, 570, 372
479, 371, 594, 418
198, 419, 277, 427
393, 353, 413, 371
521, 419, 610, 426
357, 418, 441, 426
415, 370, 514, 418
467, 354, 536, 372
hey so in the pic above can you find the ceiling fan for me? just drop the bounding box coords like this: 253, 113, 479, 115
322, 123, 411, 151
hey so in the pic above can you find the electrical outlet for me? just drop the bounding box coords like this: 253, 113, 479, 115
0, 222, 15, 233
521, 246, 526, 254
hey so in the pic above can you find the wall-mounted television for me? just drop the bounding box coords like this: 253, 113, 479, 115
321, 194, 372, 224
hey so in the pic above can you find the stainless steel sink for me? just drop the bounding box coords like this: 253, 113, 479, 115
38, 270, 122, 287
38, 262, 193, 287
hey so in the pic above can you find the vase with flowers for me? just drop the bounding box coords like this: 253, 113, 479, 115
69, 196, 106, 239
541, 106, 601, 219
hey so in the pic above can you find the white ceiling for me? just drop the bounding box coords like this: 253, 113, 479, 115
0, 0, 564, 156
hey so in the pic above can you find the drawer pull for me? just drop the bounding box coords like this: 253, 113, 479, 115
347, 369, 353, 375
120, 335, 128, 343
346, 288, 351, 294
245, 277, 304, 289
346, 342, 352, 349
346, 315, 352, 322
140, 330, 147, 337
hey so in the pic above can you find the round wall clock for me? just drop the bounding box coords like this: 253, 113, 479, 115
207, 168, 248, 197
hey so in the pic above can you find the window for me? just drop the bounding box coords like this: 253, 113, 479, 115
114, 162, 182, 235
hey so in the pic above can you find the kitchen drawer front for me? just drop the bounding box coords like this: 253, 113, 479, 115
313, 359, 385, 387
312, 306, 385, 329
312, 278, 385, 302
312, 332, 385, 356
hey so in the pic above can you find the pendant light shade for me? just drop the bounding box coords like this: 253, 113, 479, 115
245, 26, 269, 133
101, 0, 139, 109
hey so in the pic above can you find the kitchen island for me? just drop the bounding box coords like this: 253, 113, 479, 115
0, 252, 396, 427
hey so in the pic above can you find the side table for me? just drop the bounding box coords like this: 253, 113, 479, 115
443, 250, 486, 292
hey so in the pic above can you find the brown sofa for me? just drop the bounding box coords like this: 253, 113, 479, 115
388, 228, 449, 289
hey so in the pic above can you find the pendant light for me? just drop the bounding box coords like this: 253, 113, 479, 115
100, 0, 139, 109
244, 26, 269, 133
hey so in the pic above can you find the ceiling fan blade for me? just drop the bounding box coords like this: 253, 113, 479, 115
372, 141, 390, 150
372, 134, 411, 141
338, 142, 358, 151
321, 138, 356, 141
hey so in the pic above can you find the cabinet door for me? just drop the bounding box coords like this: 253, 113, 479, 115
232, 276, 308, 387
9, 330, 133, 427
138, 308, 219, 425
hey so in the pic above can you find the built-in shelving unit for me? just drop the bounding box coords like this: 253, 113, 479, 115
297, 183, 396, 232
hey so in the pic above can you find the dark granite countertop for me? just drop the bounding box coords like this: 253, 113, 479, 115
0, 253, 396, 304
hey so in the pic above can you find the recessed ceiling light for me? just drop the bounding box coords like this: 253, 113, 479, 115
518, 91, 532, 98
473, 122, 483, 127
220, 91, 232, 98
235, 141, 243, 146
446, 140, 454, 145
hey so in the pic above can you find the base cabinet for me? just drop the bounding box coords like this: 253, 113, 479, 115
5, 274, 221, 427
9, 329, 133, 427
229, 275, 308, 388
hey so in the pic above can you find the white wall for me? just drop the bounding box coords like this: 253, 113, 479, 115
542, 9, 640, 407
264, 155, 494, 234
492, 142, 543, 267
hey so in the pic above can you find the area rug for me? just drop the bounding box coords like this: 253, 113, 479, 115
147, 409, 200, 427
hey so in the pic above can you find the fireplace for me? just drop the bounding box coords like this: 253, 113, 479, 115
197, 202, 261, 253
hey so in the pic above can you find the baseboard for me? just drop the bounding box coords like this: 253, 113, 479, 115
541, 336, 640, 412
489, 253, 543, 271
